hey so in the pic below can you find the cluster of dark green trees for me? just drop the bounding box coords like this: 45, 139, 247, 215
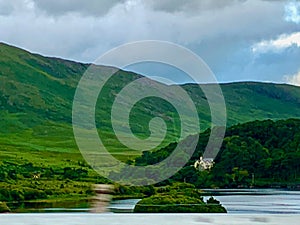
135, 119, 300, 188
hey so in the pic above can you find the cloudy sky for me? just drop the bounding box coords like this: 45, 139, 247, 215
1, 0, 300, 84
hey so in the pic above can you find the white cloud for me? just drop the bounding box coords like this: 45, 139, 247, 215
285, 0, 300, 24
284, 70, 300, 86
252, 32, 300, 54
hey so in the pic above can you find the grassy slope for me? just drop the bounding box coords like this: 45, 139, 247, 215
1, 42, 300, 167
0, 43, 84, 168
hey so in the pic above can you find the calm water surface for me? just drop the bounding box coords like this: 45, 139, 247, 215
7, 189, 300, 214
2, 190, 300, 225
203, 189, 300, 214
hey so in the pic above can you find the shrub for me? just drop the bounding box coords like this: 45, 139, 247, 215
9, 189, 24, 202
0, 202, 10, 213
134, 184, 227, 213
23, 188, 47, 200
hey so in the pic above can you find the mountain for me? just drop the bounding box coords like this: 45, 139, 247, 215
1, 42, 300, 165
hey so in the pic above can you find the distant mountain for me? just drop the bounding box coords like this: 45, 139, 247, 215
1, 42, 300, 160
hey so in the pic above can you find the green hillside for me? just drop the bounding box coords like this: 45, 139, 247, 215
1, 42, 300, 205
1, 42, 300, 166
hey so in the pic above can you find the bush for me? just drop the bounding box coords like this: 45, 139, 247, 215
134, 184, 227, 213
23, 188, 47, 200
0, 202, 10, 213
0, 189, 9, 201
134, 194, 203, 213
134, 194, 227, 213
9, 189, 24, 202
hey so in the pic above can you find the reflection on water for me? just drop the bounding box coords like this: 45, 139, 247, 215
108, 199, 141, 213
8, 200, 90, 213
7, 199, 140, 213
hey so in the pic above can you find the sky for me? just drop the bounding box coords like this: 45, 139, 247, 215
0, 0, 300, 85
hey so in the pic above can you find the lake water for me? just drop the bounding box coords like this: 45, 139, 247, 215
202, 189, 300, 214
108, 189, 300, 214
6, 189, 300, 214
2, 190, 300, 224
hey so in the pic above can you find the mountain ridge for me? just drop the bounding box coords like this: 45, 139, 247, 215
2, 41, 298, 87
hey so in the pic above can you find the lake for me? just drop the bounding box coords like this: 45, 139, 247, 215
109, 189, 300, 214
7, 189, 300, 214
202, 189, 300, 214
2, 190, 300, 225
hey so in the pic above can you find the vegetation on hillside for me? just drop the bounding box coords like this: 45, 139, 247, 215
135, 119, 300, 188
